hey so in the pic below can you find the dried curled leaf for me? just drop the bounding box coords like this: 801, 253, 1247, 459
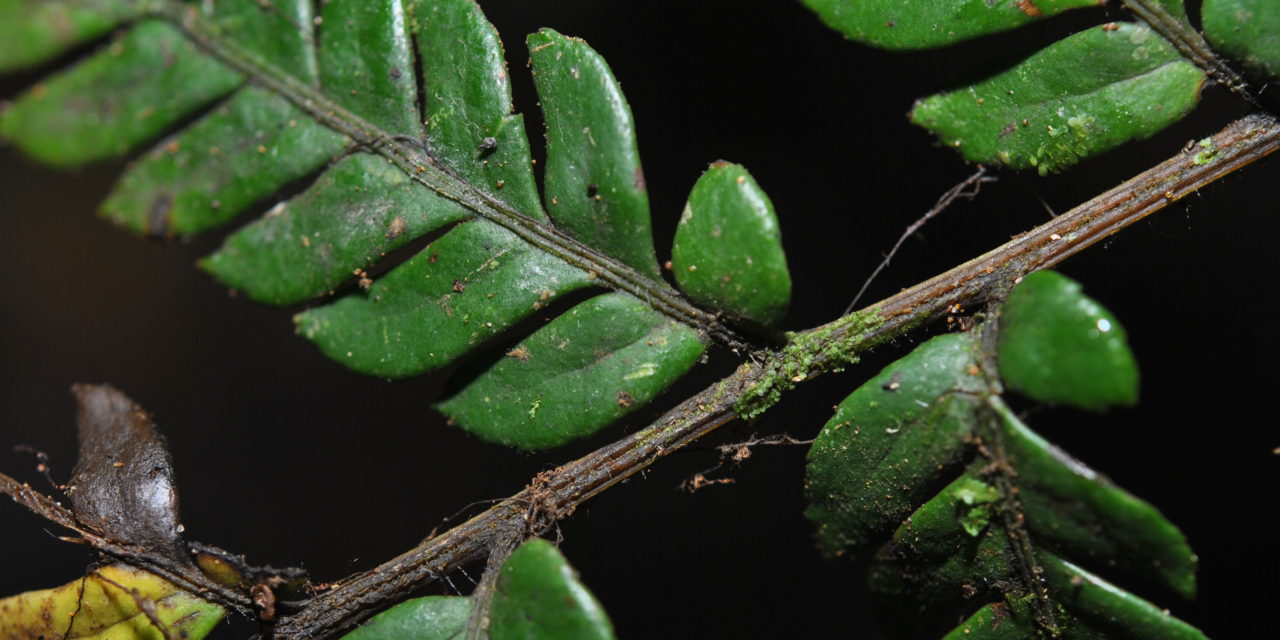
68, 384, 186, 562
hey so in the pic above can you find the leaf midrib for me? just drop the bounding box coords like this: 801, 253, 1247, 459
150, 1, 746, 350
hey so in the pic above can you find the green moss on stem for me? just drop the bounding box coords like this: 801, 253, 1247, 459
735, 309, 884, 419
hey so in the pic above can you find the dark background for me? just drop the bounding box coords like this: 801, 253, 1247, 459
1, 1, 1274, 637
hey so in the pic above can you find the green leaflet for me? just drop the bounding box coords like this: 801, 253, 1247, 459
911, 22, 1205, 175
100, 0, 345, 236
1149, 0, 1194, 27
415, 0, 545, 220
340, 541, 614, 640
866, 467, 1021, 624
937, 561, 1209, 640
0, 0, 142, 73
997, 402, 1196, 598
201, 153, 471, 305
437, 293, 706, 450
490, 540, 616, 640
280, 1, 705, 448
941, 601, 1040, 639
529, 29, 661, 278
102, 86, 347, 236
0, 564, 225, 640
0, 0, 326, 170
295, 219, 594, 380
0, 20, 243, 167
801, 0, 1101, 50
320, 0, 420, 136
339, 596, 471, 640
1203, 0, 1280, 81
998, 270, 1138, 410
805, 332, 986, 558
1040, 555, 1208, 640
204, 0, 319, 83
0, 0, 737, 446
205, 0, 525, 303
808, 273, 1199, 638
671, 163, 792, 327
868, 465, 1205, 639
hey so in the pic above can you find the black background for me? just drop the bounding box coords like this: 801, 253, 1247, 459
0, 1, 1275, 638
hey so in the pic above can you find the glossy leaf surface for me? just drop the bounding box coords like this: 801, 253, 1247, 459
671, 162, 791, 327
801, 0, 1101, 50
415, 0, 545, 220
340, 596, 471, 640
997, 402, 1196, 597
296, 220, 593, 380
490, 540, 616, 640
438, 293, 705, 449
805, 332, 985, 558
1203, 0, 1280, 81
911, 23, 1205, 175
0, 564, 225, 640
998, 270, 1138, 410
529, 29, 660, 278
319, 0, 420, 136
1041, 555, 1208, 640
202, 153, 469, 305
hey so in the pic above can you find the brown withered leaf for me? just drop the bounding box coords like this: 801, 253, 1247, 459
67, 384, 186, 562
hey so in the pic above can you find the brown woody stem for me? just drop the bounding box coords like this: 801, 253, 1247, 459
271, 113, 1279, 640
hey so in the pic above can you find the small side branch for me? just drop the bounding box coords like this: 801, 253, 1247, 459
844, 166, 995, 314
682, 434, 814, 493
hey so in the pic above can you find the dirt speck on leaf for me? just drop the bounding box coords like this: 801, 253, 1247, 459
616, 391, 634, 407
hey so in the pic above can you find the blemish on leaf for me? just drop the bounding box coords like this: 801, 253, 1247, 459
616, 391, 634, 407
146, 194, 173, 238
1016, 0, 1043, 18
623, 363, 659, 380
385, 216, 407, 240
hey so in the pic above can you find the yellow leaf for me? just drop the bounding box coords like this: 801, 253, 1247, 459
0, 564, 225, 640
